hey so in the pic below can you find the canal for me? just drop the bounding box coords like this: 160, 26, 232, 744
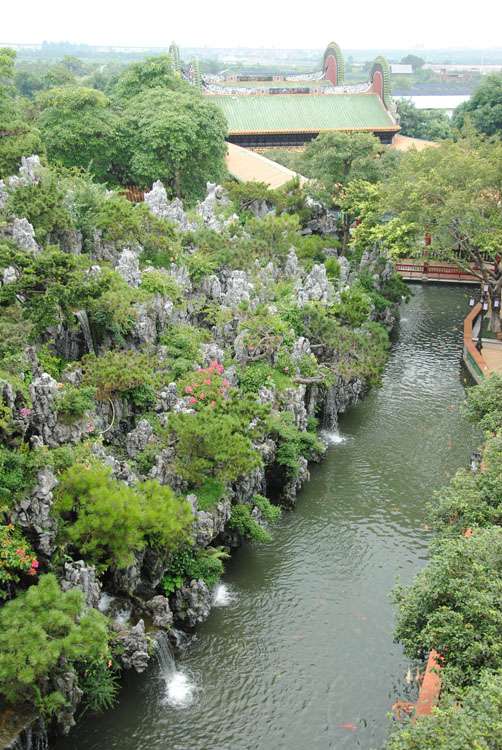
56, 285, 478, 750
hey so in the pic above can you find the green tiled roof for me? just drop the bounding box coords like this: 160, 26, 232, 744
211, 93, 397, 133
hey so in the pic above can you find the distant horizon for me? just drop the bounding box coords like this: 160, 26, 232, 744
3, 41, 502, 53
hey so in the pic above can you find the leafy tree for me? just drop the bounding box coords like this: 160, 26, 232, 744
42, 63, 76, 89
0, 47, 43, 178
298, 132, 384, 189
37, 87, 118, 181
400, 54, 425, 71
0, 573, 109, 713
118, 88, 227, 200
463, 374, 502, 434
111, 55, 185, 102
397, 99, 452, 141
453, 74, 502, 136
383, 138, 502, 331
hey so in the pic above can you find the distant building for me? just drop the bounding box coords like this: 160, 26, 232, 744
390, 64, 413, 75
423, 63, 502, 76
194, 42, 400, 147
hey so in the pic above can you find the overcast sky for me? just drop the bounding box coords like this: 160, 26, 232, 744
2, 0, 501, 49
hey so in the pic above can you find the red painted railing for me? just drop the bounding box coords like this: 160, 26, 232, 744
395, 260, 480, 284
122, 186, 145, 203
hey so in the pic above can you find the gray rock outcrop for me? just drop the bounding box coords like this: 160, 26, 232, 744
144, 181, 195, 232
10, 218, 40, 253
173, 580, 212, 627
192, 498, 232, 547
116, 619, 150, 672
60, 560, 102, 609
296, 264, 333, 306
126, 419, 154, 458
12, 468, 58, 556
116, 248, 141, 287
146, 595, 174, 629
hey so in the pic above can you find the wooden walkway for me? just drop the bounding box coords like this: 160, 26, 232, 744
395, 259, 480, 285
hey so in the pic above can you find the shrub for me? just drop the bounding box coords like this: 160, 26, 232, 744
55, 465, 193, 570
463, 374, 502, 434
237, 361, 292, 394
82, 350, 156, 401
267, 412, 324, 477
430, 436, 502, 535
0, 574, 109, 714
79, 661, 120, 714
159, 323, 209, 379
140, 269, 181, 300
393, 528, 502, 690
0, 524, 38, 599
0, 446, 41, 508
162, 546, 229, 593
179, 360, 230, 410
170, 408, 261, 486
5, 170, 74, 244
253, 494, 282, 523
195, 478, 225, 511
55, 384, 96, 423
386, 669, 502, 750
334, 284, 373, 328
228, 504, 271, 543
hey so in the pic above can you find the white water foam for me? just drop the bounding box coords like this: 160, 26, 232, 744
321, 430, 347, 445
156, 632, 198, 709
163, 670, 197, 709
212, 583, 238, 607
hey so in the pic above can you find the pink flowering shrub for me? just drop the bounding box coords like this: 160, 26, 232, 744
0, 524, 39, 599
181, 360, 231, 410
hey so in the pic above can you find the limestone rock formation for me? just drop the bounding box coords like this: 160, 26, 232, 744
192, 498, 232, 547
7, 155, 42, 188
12, 468, 59, 556
116, 248, 141, 287
296, 264, 333, 306
146, 595, 174, 629
10, 218, 40, 253
60, 560, 102, 609
126, 419, 155, 458
144, 181, 196, 232
172, 579, 212, 627
116, 619, 150, 672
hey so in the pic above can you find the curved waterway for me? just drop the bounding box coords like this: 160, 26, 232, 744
56, 286, 478, 750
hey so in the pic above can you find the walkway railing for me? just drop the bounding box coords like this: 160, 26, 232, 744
463, 304, 490, 383
395, 260, 480, 285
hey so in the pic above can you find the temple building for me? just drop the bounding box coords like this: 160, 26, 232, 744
198, 43, 400, 147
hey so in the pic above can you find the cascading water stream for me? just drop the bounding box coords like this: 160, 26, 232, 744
74, 310, 95, 355
8, 721, 48, 750
154, 633, 198, 709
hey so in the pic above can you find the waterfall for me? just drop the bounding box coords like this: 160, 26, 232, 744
321, 385, 348, 444
7, 720, 48, 750
322, 385, 338, 431
75, 310, 95, 354
155, 632, 197, 708
212, 583, 238, 607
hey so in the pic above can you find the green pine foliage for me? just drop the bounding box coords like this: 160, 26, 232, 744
0, 574, 110, 714
55, 465, 193, 570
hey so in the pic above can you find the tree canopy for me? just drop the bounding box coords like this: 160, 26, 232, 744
37, 86, 117, 181
453, 73, 502, 136
0, 48, 43, 178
